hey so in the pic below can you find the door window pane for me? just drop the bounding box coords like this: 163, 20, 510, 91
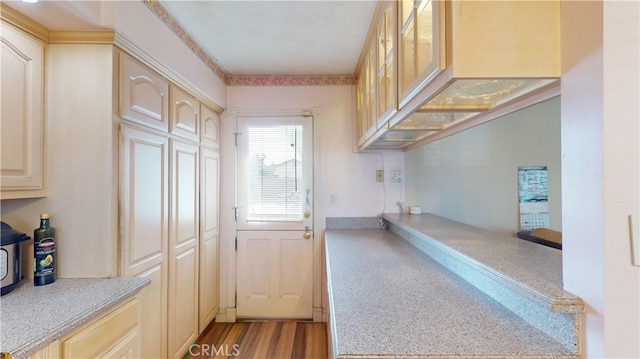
247, 125, 303, 222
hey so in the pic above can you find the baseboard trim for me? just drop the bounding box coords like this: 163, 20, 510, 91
215, 307, 237, 323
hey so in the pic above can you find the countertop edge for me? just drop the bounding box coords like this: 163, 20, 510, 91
381, 213, 584, 313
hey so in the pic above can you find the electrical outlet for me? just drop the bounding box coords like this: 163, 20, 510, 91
376, 170, 384, 182
330, 193, 337, 205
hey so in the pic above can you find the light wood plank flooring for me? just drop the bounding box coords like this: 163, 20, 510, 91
185, 321, 328, 359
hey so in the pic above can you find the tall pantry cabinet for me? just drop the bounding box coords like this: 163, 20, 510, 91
1, 8, 221, 358
119, 52, 221, 358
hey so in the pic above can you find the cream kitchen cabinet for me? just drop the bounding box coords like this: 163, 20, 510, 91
119, 52, 170, 132
119, 62, 221, 358
168, 138, 200, 358
170, 84, 200, 142
26, 341, 59, 359
200, 103, 221, 149
119, 124, 170, 359
0, 21, 46, 199
199, 147, 220, 332
356, 41, 378, 147
61, 297, 141, 358
397, 0, 445, 107
375, 0, 397, 127
360, 0, 560, 150
26, 297, 141, 359
355, 1, 397, 148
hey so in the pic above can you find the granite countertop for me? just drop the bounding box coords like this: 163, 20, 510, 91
325, 229, 577, 358
0, 277, 150, 359
382, 213, 582, 312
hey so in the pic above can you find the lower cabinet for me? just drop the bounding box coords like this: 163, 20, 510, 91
26, 341, 59, 359
27, 297, 141, 359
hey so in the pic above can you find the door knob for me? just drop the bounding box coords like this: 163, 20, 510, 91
303, 232, 311, 240
304, 211, 311, 218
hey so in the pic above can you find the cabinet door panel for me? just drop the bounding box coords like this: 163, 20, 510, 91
120, 126, 169, 276
119, 53, 169, 131
137, 263, 168, 359
169, 139, 199, 358
199, 148, 219, 331
170, 85, 200, 141
120, 125, 168, 358
171, 140, 199, 251
168, 245, 199, 358
0, 23, 45, 197
200, 104, 221, 148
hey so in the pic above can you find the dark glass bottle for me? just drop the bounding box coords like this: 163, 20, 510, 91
34, 213, 56, 286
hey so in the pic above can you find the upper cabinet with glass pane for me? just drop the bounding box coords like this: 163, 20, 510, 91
376, 1, 397, 128
398, 0, 445, 107
357, 0, 561, 151
356, 1, 396, 148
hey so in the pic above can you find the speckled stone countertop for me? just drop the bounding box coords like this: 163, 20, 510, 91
382, 213, 583, 312
325, 229, 577, 359
0, 277, 150, 359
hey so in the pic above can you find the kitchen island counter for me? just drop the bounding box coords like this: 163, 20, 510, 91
325, 228, 577, 359
0, 277, 149, 359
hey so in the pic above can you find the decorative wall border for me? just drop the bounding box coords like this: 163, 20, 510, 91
143, 0, 357, 86
142, 0, 227, 82
226, 75, 356, 86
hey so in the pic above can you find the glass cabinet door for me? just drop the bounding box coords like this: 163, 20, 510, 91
376, 1, 397, 127
398, 0, 444, 107
356, 74, 366, 144
356, 41, 378, 147
365, 41, 377, 137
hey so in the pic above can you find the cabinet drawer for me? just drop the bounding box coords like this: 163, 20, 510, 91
62, 298, 139, 358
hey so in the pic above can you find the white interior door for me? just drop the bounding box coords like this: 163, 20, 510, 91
236, 115, 313, 319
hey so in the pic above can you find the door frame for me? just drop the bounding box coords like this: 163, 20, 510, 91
221, 108, 324, 322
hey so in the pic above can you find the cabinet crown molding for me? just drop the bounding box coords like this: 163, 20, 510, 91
1, 3, 49, 43
49, 30, 116, 44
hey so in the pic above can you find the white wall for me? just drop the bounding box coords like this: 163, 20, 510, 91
562, 1, 640, 358
404, 97, 561, 235
218, 85, 404, 314
602, 2, 640, 357
560, 3, 605, 357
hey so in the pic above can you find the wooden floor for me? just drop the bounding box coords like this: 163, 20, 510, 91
185, 321, 328, 359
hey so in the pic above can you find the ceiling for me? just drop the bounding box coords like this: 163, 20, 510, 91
3, 0, 378, 77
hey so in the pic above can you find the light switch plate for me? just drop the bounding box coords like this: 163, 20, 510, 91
376, 170, 384, 182
630, 214, 639, 266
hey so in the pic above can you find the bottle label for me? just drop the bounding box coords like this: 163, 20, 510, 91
34, 237, 55, 277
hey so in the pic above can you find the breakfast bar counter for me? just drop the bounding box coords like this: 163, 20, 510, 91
325, 215, 581, 359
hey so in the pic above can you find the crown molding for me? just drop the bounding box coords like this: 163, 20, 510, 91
0, 2, 49, 43
49, 30, 116, 44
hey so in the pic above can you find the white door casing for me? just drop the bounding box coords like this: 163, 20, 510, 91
235, 115, 314, 319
